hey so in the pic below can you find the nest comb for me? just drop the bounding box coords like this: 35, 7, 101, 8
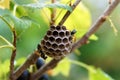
40, 25, 74, 59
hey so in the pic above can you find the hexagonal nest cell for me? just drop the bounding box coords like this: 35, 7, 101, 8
40, 25, 74, 59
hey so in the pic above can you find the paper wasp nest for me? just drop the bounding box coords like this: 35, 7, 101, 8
40, 25, 73, 59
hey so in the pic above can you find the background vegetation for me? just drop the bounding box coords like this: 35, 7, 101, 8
0, 0, 120, 80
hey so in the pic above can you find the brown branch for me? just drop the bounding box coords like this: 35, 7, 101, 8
71, 0, 120, 51
13, 0, 82, 80
13, 51, 40, 80
30, 58, 62, 80
9, 30, 17, 80
31, 0, 120, 79
109, 0, 112, 4
58, 0, 82, 26
13, 0, 120, 80
50, 0, 56, 25
30, 0, 82, 79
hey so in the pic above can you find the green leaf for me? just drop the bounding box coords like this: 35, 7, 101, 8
0, 9, 14, 31
5, 15, 33, 37
52, 58, 71, 77
89, 67, 114, 80
15, 58, 26, 66
0, 8, 10, 16
0, 60, 10, 80
69, 59, 114, 80
9, 16, 33, 37
46, 3, 72, 12
14, 6, 49, 58
0, 9, 33, 37
0, 13, 12, 42
22, 2, 72, 12
13, 0, 36, 5
89, 34, 98, 40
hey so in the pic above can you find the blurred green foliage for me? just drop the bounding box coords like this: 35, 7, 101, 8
0, 0, 120, 80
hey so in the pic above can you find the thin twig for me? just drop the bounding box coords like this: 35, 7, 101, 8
58, 0, 82, 26
55, 0, 72, 21
31, 0, 120, 79
30, 58, 62, 80
109, 0, 112, 4
30, 0, 82, 79
71, 0, 120, 51
0, 15, 17, 80
9, 30, 17, 80
13, 51, 40, 80
50, 0, 56, 25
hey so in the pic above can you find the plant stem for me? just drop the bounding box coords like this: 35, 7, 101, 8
109, 0, 112, 4
50, 0, 56, 25
71, 0, 120, 51
13, 5, 18, 16
58, 0, 82, 26
30, 58, 62, 80
0, 15, 17, 80
9, 30, 17, 80
55, 0, 72, 21
13, 0, 80, 79
30, 0, 82, 79
13, 51, 40, 80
